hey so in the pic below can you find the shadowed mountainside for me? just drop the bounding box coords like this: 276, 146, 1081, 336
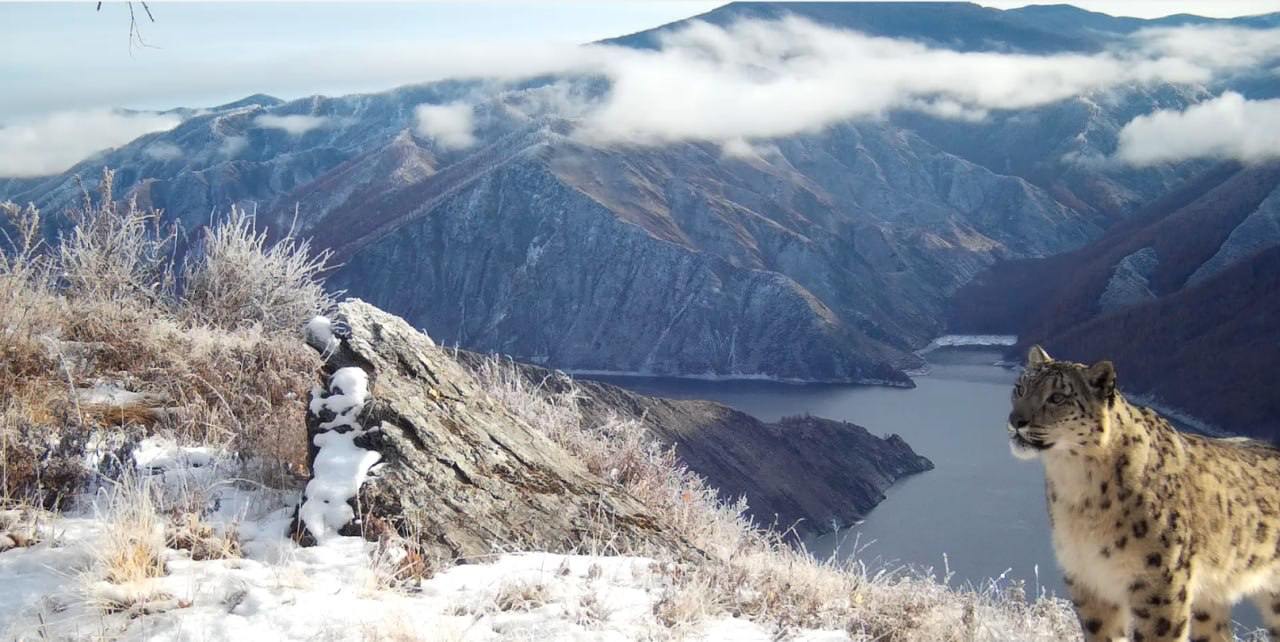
950, 161, 1280, 439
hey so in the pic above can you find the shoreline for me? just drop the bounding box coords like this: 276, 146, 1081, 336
567, 368, 914, 388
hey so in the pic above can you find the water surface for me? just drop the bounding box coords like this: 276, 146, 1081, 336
592, 348, 1059, 595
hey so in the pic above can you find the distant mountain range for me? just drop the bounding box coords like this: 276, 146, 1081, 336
952, 160, 1280, 439
3, 3, 1278, 404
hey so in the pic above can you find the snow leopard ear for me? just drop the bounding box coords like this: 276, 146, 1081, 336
1027, 345, 1052, 367
1087, 361, 1117, 403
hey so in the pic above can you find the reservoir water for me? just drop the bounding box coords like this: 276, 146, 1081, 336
592, 348, 1058, 595
590, 346, 1265, 630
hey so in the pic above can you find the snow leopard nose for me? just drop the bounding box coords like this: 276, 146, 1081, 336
1009, 412, 1030, 429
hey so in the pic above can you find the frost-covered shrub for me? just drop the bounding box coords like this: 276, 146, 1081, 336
0, 178, 320, 497
57, 168, 175, 305
181, 206, 336, 334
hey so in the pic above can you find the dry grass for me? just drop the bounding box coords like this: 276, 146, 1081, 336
94, 478, 166, 586
165, 510, 241, 561
492, 579, 551, 612
0, 172, 324, 505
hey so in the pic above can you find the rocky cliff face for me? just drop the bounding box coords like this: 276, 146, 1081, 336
454, 352, 934, 534
290, 299, 931, 550
280, 113, 1099, 384
291, 299, 692, 557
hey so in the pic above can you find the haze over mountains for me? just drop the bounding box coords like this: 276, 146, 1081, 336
3, 3, 1279, 431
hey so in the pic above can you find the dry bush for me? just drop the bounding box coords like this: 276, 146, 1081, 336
0, 205, 66, 503
0, 170, 318, 500
181, 206, 336, 333
492, 579, 550, 612
0, 173, 322, 498
366, 521, 441, 592
165, 511, 241, 561
573, 592, 612, 630
57, 168, 175, 306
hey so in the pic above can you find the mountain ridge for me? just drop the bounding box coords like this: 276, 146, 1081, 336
4, 2, 1278, 385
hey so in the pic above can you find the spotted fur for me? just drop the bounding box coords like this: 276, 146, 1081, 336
1010, 345, 1280, 642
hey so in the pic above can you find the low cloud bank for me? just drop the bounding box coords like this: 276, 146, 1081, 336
383, 19, 1276, 150
254, 113, 329, 135
8, 19, 1280, 175
0, 110, 180, 178
414, 103, 476, 150
143, 141, 183, 161
1114, 92, 1280, 166
575, 19, 1194, 145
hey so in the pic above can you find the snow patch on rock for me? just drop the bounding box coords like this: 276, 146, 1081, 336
303, 315, 339, 354
299, 366, 380, 543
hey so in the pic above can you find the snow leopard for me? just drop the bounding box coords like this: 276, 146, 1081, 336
1009, 345, 1280, 641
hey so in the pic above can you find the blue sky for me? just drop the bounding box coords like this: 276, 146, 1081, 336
3, 1, 1279, 123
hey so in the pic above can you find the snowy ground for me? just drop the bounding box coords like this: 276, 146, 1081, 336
0, 438, 848, 641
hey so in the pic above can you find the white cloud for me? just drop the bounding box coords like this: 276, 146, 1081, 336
254, 113, 330, 136
7, 19, 1280, 174
0, 110, 180, 178
219, 135, 248, 157
143, 141, 183, 161
569, 18, 1280, 146
1114, 92, 1280, 165
414, 102, 477, 150
1132, 25, 1280, 71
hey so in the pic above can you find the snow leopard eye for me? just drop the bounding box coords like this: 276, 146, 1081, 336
1013, 384, 1024, 397
1048, 392, 1067, 404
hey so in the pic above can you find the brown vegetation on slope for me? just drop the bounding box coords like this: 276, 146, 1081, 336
1, 171, 327, 507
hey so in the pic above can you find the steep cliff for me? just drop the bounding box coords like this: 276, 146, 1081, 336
290, 299, 692, 557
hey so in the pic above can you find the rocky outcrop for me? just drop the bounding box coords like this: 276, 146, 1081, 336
454, 353, 934, 535
1188, 185, 1280, 286
1098, 246, 1158, 312
290, 299, 692, 558
290, 299, 933, 552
